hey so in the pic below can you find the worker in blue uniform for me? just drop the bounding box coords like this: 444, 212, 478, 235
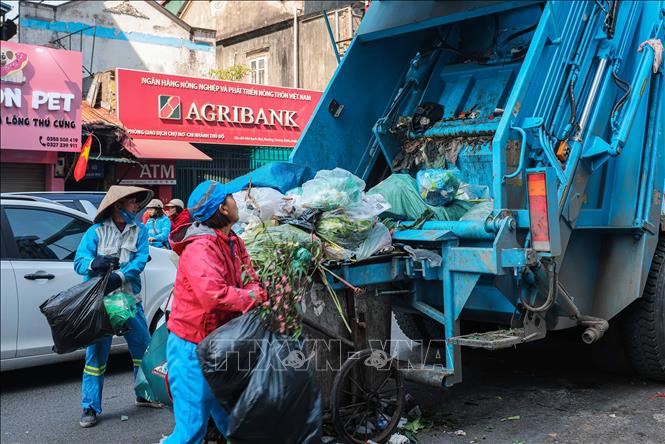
145, 199, 172, 248
73, 185, 162, 428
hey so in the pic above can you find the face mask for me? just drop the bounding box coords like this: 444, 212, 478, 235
120, 209, 135, 224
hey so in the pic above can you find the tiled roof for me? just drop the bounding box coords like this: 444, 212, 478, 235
81, 101, 125, 128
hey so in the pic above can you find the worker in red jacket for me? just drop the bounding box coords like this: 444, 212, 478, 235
164, 198, 191, 234
162, 180, 266, 444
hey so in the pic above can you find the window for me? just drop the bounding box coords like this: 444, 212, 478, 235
53, 200, 84, 212
4, 208, 90, 261
249, 56, 267, 85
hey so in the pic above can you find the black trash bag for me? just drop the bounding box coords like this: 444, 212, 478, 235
197, 310, 322, 444
279, 208, 322, 233
411, 102, 444, 132
39, 271, 116, 354
197, 310, 267, 411
226, 334, 322, 444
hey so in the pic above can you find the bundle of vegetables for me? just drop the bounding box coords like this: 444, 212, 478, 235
314, 209, 375, 250
242, 224, 313, 257
241, 224, 351, 337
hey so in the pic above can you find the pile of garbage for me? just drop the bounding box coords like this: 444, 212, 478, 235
234, 162, 492, 266
229, 161, 491, 342
368, 173, 472, 223
385, 100, 496, 224
235, 167, 394, 262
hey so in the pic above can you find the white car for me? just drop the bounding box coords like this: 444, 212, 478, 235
0, 197, 176, 371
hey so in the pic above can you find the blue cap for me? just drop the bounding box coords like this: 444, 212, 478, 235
187, 180, 243, 222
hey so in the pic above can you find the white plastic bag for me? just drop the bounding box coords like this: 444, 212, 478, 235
299, 168, 366, 211
355, 223, 392, 260
283, 187, 304, 217
457, 184, 490, 201
404, 245, 442, 267
345, 194, 392, 220
416, 168, 461, 206
233, 188, 287, 222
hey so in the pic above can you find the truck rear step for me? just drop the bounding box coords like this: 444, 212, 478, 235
448, 328, 541, 350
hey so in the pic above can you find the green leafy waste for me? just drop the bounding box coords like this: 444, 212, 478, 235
315, 210, 374, 249
400, 417, 434, 443
242, 223, 352, 337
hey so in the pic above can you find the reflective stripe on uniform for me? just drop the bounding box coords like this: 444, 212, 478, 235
83, 364, 107, 377
132, 359, 142, 367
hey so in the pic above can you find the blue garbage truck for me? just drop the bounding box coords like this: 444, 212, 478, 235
290, 1, 663, 441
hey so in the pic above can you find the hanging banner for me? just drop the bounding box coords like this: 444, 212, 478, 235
115, 68, 322, 148
1, 42, 82, 152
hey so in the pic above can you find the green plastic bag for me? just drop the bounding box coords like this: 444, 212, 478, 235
140, 322, 172, 406
368, 174, 471, 221
103, 292, 137, 331
134, 365, 157, 403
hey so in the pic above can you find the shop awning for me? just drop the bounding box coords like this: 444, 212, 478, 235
126, 139, 212, 161
95, 156, 140, 164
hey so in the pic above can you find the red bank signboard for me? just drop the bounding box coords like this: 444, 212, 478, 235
115, 69, 322, 147
1, 42, 82, 152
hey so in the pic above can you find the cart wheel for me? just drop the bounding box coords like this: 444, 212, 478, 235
331, 348, 405, 443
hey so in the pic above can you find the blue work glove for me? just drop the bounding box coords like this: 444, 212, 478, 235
104, 272, 123, 294
91, 255, 120, 272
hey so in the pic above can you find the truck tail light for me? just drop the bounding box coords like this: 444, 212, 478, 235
527, 171, 551, 251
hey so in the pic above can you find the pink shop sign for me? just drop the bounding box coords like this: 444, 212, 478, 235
1, 42, 82, 152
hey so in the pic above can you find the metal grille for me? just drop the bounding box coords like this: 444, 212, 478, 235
250, 146, 292, 169
1, 163, 46, 193
174, 146, 291, 201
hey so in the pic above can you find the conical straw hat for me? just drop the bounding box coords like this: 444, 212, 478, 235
94, 185, 153, 223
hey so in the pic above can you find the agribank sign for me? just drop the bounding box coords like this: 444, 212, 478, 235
116, 68, 322, 147
0, 42, 82, 152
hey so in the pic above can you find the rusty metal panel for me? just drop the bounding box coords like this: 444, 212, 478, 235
448, 247, 497, 274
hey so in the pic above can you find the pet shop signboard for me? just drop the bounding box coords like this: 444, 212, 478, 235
0, 42, 82, 152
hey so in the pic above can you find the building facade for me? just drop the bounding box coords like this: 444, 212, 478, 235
176, 0, 365, 90
17, 0, 216, 77
8, 0, 365, 198
7, 0, 218, 196
162, 0, 366, 198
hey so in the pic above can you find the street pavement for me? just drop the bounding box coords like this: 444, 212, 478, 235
405, 339, 665, 444
1, 352, 174, 444
1, 322, 664, 443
